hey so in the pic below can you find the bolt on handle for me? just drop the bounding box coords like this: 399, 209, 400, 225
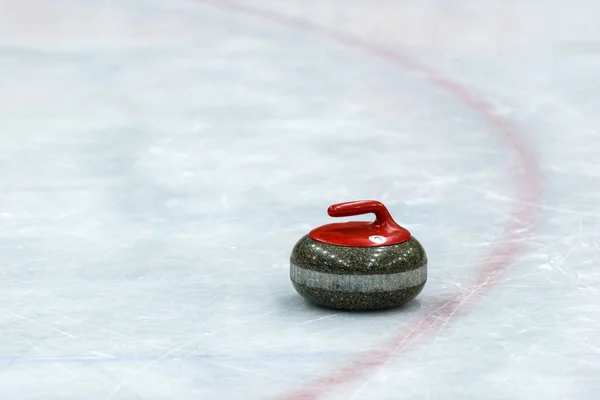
327, 200, 399, 227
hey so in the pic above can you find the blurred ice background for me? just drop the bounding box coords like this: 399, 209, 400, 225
0, 1, 599, 399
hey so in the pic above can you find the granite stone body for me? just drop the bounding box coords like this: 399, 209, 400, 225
290, 235, 427, 310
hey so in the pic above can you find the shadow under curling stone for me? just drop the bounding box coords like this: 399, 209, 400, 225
279, 292, 424, 316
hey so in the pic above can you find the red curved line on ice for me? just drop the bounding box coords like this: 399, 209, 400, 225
193, 2, 543, 399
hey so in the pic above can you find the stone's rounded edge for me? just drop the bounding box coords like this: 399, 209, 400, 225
290, 235, 428, 275
290, 262, 427, 293
291, 281, 426, 311
289, 234, 428, 310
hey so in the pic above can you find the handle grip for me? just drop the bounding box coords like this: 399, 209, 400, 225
327, 200, 396, 227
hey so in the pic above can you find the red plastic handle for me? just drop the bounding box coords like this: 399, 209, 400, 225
327, 200, 396, 227
310, 200, 410, 246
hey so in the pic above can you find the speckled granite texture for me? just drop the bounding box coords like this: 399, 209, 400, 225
290, 262, 427, 292
290, 235, 428, 310
291, 235, 427, 274
292, 282, 426, 311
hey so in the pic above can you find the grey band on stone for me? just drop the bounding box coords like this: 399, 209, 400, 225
290, 262, 427, 293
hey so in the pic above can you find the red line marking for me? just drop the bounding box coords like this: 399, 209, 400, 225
192, 1, 542, 398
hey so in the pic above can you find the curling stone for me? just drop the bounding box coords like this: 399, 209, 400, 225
290, 200, 427, 311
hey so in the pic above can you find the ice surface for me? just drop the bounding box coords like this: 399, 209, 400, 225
0, 0, 599, 399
